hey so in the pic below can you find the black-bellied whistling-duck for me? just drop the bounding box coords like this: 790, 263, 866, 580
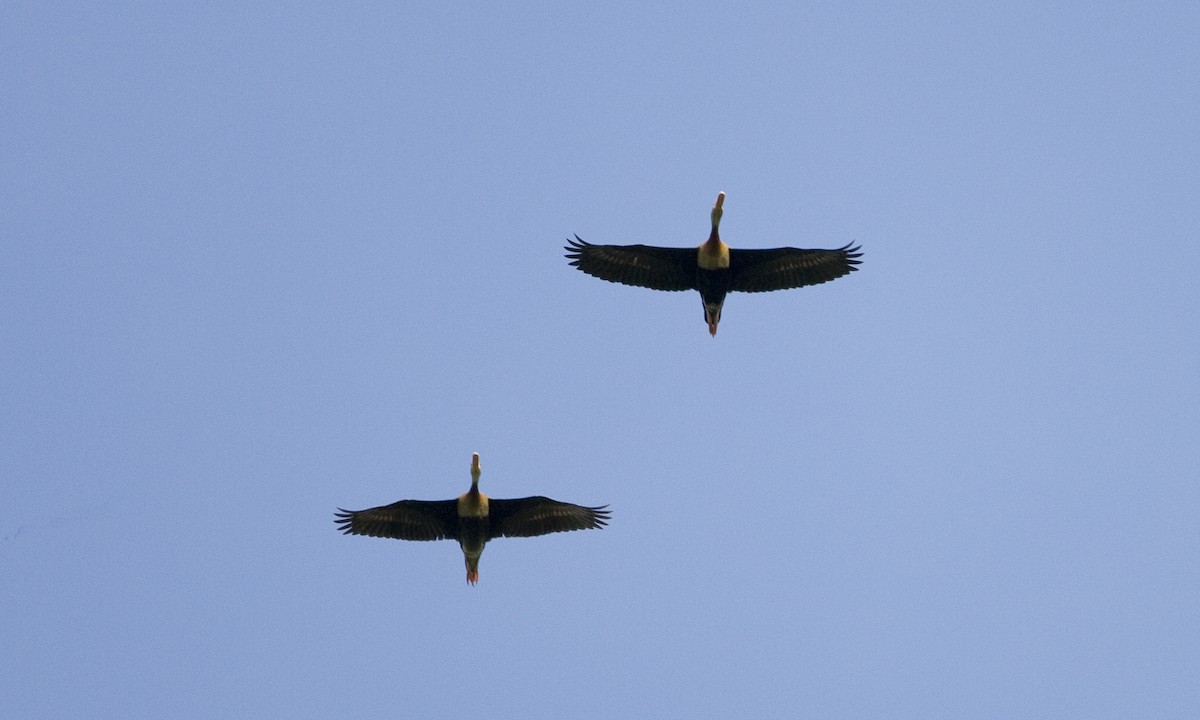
335, 453, 610, 585
566, 192, 862, 335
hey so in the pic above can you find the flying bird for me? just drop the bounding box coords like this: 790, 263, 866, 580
565, 192, 863, 335
335, 453, 610, 585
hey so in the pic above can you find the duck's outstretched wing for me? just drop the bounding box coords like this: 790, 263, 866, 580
565, 236, 696, 291
487, 496, 611, 539
334, 500, 458, 541
729, 243, 862, 292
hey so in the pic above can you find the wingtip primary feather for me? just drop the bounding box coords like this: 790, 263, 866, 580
333, 508, 355, 534
839, 242, 864, 267
591, 505, 612, 528
564, 235, 589, 258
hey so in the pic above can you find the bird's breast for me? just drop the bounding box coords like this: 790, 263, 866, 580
457, 493, 489, 518
696, 241, 731, 270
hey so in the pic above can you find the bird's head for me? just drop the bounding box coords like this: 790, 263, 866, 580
710, 191, 725, 230
471, 452, 482, 482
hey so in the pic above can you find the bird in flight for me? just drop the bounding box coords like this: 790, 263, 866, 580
335, 453, 610, 585
565, 192, 862, 335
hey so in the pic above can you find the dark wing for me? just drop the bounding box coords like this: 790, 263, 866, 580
487, 496, 611, 539
334, 500, 458, 541
728, 243, 863, 293
565, 236, 697, 291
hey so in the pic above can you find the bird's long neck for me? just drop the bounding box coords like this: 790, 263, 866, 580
458, 453, 489, 517
698, 192, 729, 270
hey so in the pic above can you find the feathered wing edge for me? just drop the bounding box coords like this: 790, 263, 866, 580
334, 500, 459, 541
729, 243, 863, 293
565, 236, 697, 292
487, 497, 611, 539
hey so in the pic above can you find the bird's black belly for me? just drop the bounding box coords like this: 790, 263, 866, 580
457, 516, 490, 555
695, 267, 733, 307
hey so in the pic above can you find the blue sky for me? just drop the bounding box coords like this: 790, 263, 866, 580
3, 2, 1198, 717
